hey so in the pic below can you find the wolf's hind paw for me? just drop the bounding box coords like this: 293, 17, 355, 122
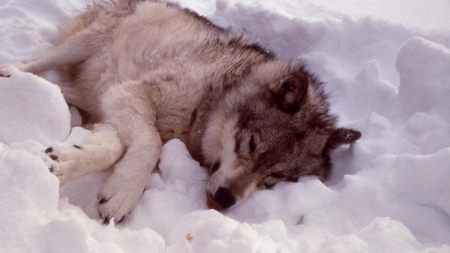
0, 64, 12, 77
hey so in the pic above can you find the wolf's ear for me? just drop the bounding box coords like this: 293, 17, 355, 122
326, 128, 361, 151
270, 73, 308, 113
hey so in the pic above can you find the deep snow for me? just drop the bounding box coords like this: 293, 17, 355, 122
1, 0, 450, 252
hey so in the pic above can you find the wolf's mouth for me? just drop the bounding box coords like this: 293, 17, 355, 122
206, 195, 222, 211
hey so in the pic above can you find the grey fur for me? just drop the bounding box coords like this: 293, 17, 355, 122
0, 0, 360, 222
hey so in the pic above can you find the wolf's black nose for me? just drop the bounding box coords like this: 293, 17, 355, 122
213, 187, 236, 209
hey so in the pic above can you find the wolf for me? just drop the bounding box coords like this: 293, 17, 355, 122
0, 0, 360, 223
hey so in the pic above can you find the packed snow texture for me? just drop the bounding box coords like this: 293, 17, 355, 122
1, 0, 450, 252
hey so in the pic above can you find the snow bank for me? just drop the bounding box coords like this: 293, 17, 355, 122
397, 37, 450, 118
1, 0, 450, 252
0, 67, 70, 146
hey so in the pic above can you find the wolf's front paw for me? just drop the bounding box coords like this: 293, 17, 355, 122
97, 172, 146, 224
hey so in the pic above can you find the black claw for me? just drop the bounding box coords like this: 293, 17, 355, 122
116, 216, 125, 224
45, 147, 53, 153
100, 214, 124, 225
97, 194, 110, 204
49, 166, 54, 173
73, 145, 81, 149
102, 215, 111, 224
49, 154, 59, 161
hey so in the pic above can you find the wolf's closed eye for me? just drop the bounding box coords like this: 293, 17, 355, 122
261, 171, 286, 189
235, 134, 257, 156
210, 161, 221, 175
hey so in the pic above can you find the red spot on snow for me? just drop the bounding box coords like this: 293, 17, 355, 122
186, 234, 194, 242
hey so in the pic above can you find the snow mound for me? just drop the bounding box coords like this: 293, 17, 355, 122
0, 66, 70, 146
0, 16, 167, 250
397, 37, 450, 118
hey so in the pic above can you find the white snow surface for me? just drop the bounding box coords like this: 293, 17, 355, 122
1, 0, 450, 252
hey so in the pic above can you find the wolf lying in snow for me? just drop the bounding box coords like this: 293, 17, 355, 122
0, 0, 361, 223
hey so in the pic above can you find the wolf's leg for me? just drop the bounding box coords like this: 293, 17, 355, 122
46, 124, 125, 185
0, 30, 98, 77
56, 81, 86, 109
96, 82, 162, 223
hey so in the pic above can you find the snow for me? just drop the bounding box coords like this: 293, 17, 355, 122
0, 67, 70, 146
1, 0, 450, 252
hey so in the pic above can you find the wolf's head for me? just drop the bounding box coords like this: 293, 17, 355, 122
199, 60, 361, 210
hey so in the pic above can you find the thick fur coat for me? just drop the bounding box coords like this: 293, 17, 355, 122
0, 0, 361, 223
